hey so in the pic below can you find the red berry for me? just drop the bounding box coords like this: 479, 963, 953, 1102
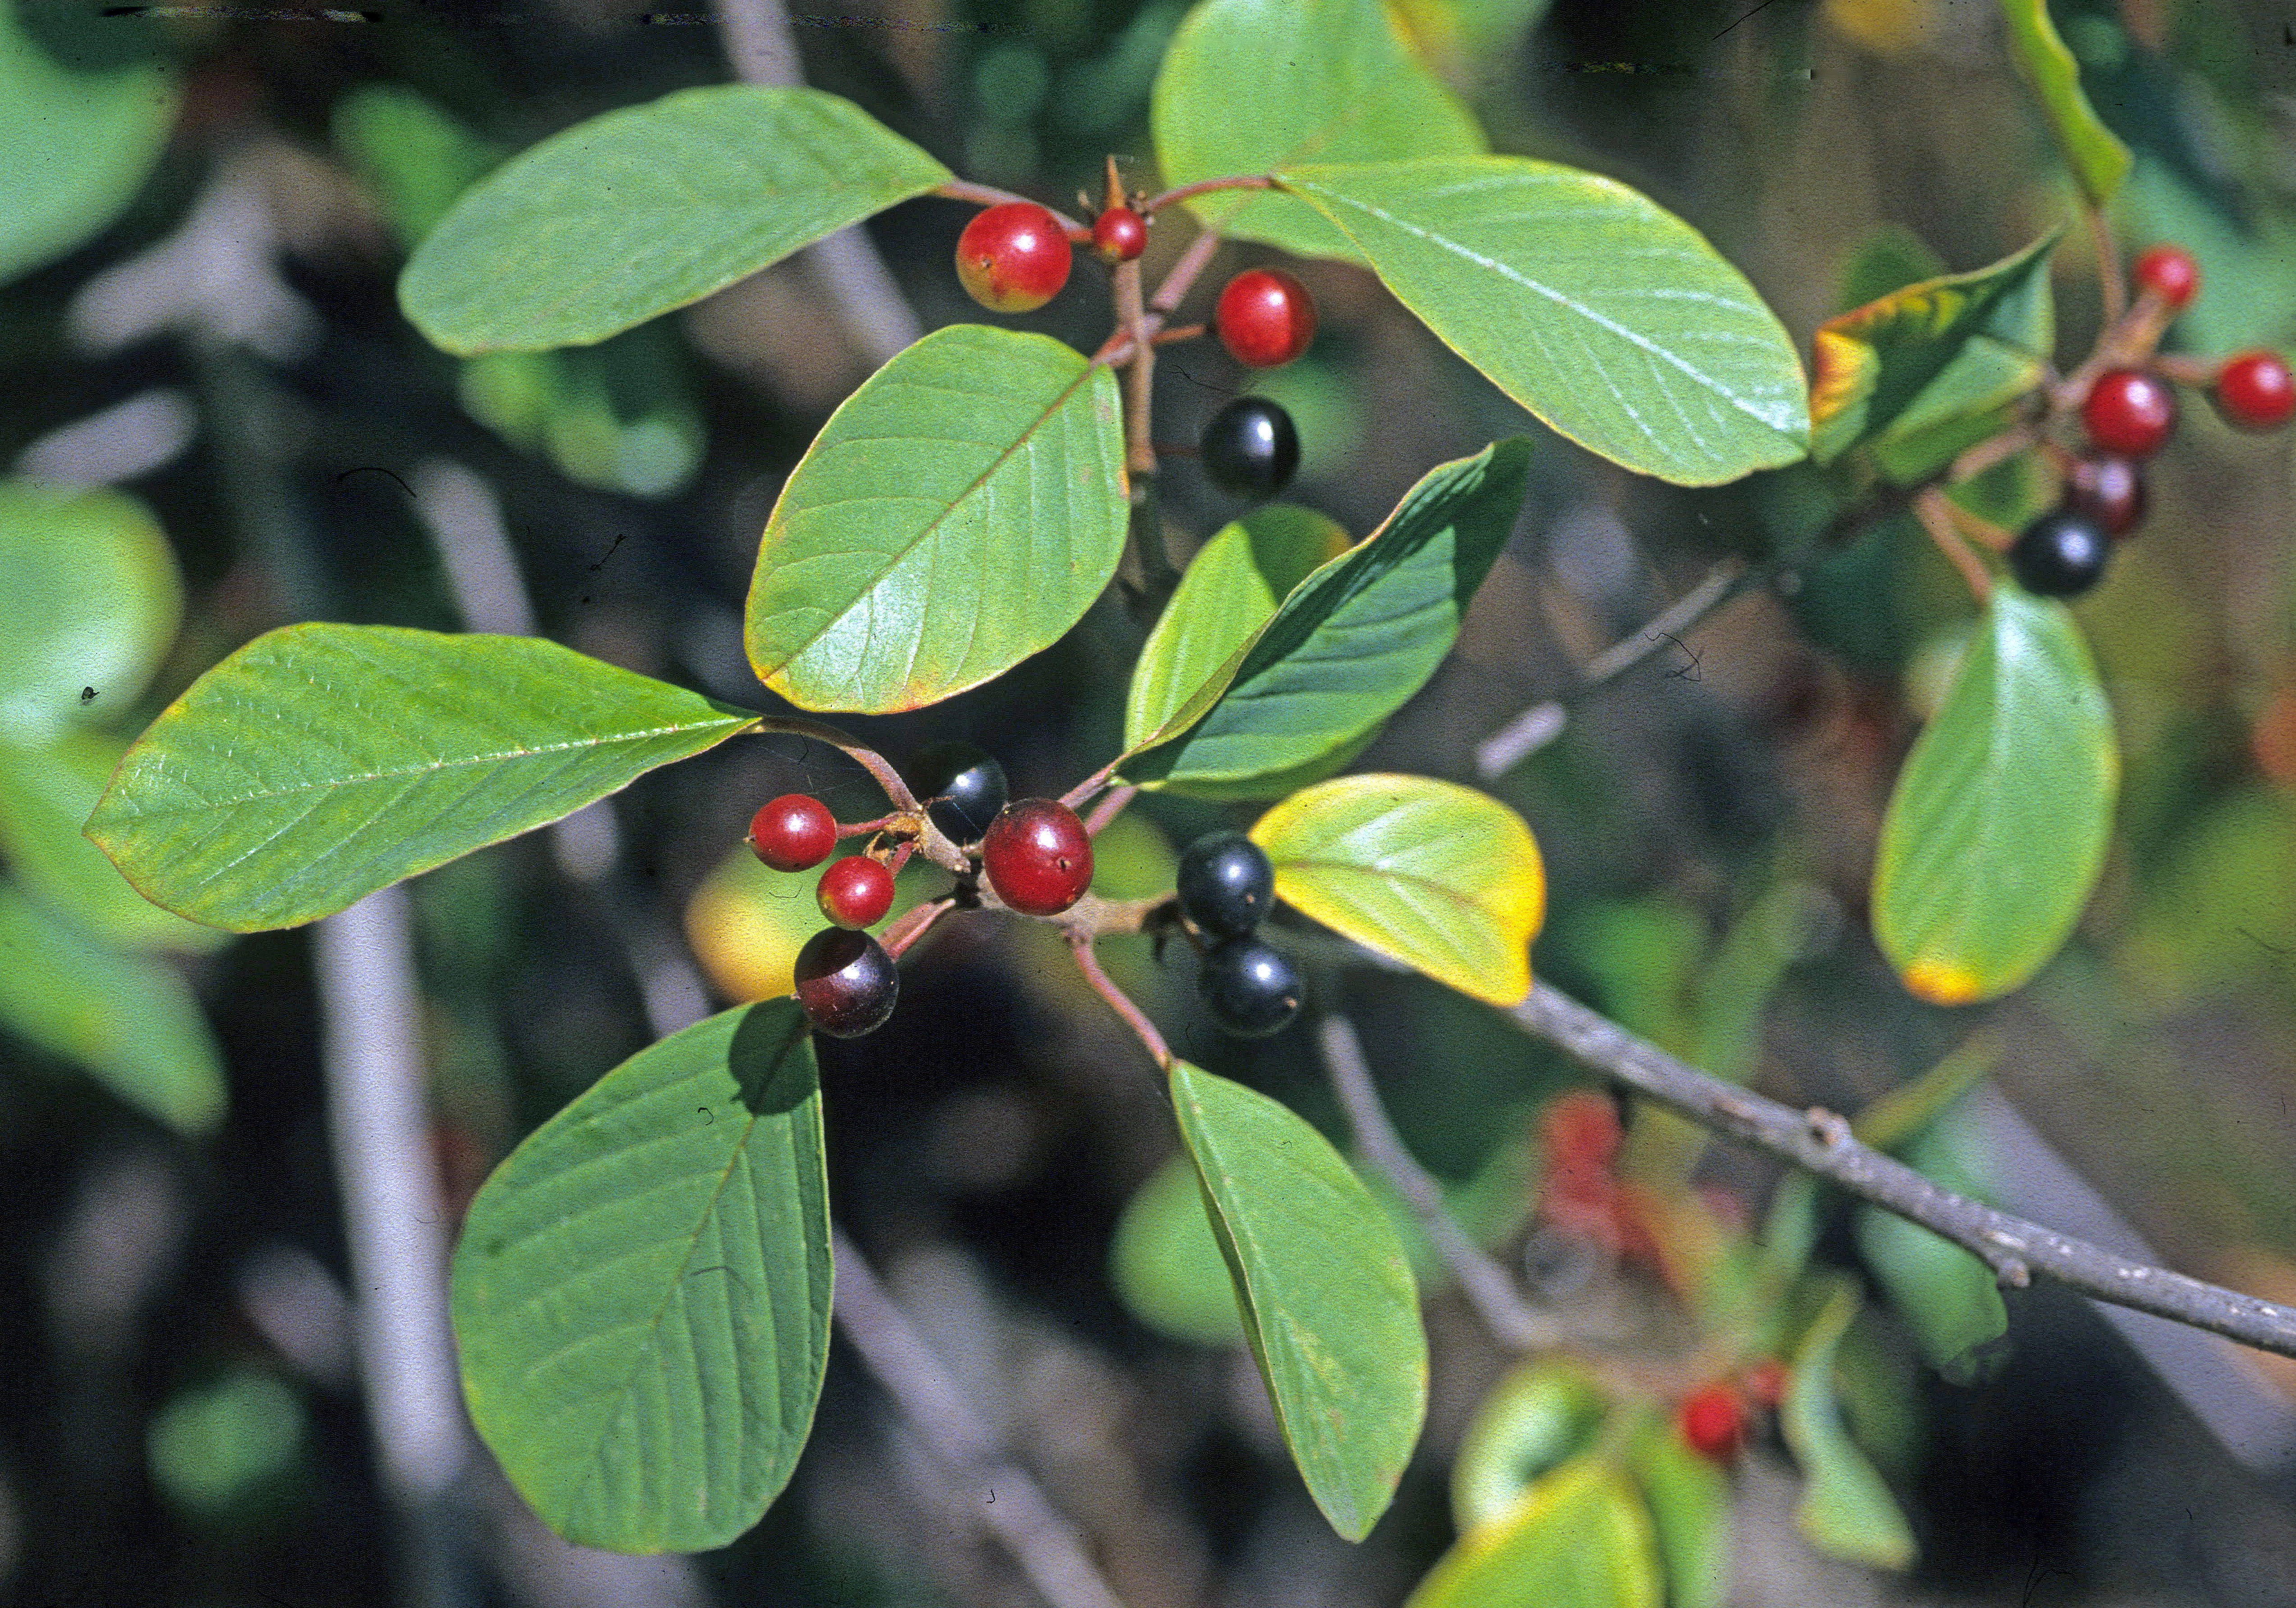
1540, 1091, 1622, 1175
2081, 368, 2177, 458
1215, 267, 1318, 368
980, 799, 1093, 916
2063, 455, 2147, 537
1741, 1359, 1789, 1411
750, 794, 837, 873
2214, 349, 2296, 431
1091, 205, 1147, 265
2132, 244, 2199, 310
1678, 1384, 1746, 1463
817, 855, 895, 929
955, 202, 1072, 314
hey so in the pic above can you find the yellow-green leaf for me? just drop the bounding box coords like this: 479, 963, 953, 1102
1407, 1457, 1662, 1608
1998, 0, 2131, 207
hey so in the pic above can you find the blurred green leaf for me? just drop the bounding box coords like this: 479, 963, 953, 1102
1852, 1031, 2002, 1154
1252, 774, 1545, 1005
1783, 1281, 1917, 1570
1872, 583, 2116, 1005
1170, 1060, 1427, 1540
1450, 1359, 1610, 1532
1151, 0, 1484, 261
0, 480, 183, 742
1835, 224, 1947, 313
1109, 1153, 1247, 1347
331, 84, 501, 250
1998, 0, 2132, 206
87, 625, 756, 932
746, 325, 1126, 714
147, 1370, 306, 1521
1856, 1119, 2009, 1381
453, 1001, 830, 1553
1407, 1456, 1662, 1608
402, 86, 951, 354
459, 328, 704, 499
1277, 160, 1809, 485
1627, 1413, 1732, 1608
0, 882, 225, 1132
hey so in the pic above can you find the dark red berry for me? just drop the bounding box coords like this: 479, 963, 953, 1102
2010, 508, 2110, 598
1678, 1384, 1745, 1463
955, 202, 1071, 314
1198, 935, 1303, 1037
817, 855, 895, 929
793, 928, 898, 1037
750, 794, 837, 873
1215, 267, 1317, 368
1741, 1359, 1789, 1411
2131, 244, 2199, 310
908, 741, 1008, 845
1176, 831, 1276, 937
1091, 205, 1147, 265
1199, 397, 1300, 498
2214, 349, 2296, 431
2063, 455, 2147, 537
2081, 368, 2177, 457
981, 799, 1094, 916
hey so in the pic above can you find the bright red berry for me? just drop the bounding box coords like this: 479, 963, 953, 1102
2214, 349, 2296, 431
817, 855, 895, 929
1678, 1384, 1746, 1463
2131, 244, 2199, 310
1091, 205, 1147, 265
2081, 368, 2177, 458
2063, 455, 2147, 537
980, 799, 1094, 916
1215, 267, 1318, 368
955, 202, 1072, 314
749, 794, 837, 873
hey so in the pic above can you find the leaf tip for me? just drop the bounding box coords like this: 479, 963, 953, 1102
1901, 958, 1985, 1007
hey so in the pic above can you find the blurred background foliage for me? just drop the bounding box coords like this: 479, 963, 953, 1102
5, 0, 2296, 1602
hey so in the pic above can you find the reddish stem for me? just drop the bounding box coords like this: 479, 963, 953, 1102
881, 896, 956, 961
1082, 784, 1138, 838
1915, 488, 1996, 602
1069, 935, 1173, 1070
1143, 174, 1275, 213
933, 180, 1085, 237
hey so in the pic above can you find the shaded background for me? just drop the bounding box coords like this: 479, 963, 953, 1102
6, 0, 2296, 1602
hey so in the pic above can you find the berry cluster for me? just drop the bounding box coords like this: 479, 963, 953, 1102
1675, 1359, 1789, 1465
2006, 245, 2295, 599
748, 793, 901, 1037
1175, 832, 1301, 1037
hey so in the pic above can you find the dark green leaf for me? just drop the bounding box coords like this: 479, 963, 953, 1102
87, 625, 756, 932
1783, 1281, 1916, 1570
1855, 1123, 2009, 1381
0, 481, 182, 741
453, 1001, 830, 1553
1999, 0, 2132, 206
1407, 1456, 1662, 1608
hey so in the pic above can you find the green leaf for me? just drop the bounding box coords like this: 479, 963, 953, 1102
1169, 1060, 1426, 1540
0, 882, 225, 1132
1251, 774, 1545, 1006
1782, 1282, 1916, 1571
331, 84, 502, 252
1276, 161, 1808, 485
1124, 506, 1350, 752
1871, 583, 2116, 1005
1627, 1414, 1732, 1608
86, 625, 756, 932
1406, 1457, 1662, 1608
1852, 1031, 2002, 1154
147, 1369, 307, 1521
401, 86, 951, 354
1123, 439, 1529, 794
1150, 0, 1484, 262
1108, 1154, 1248, 1348
1450, 1359, 1610, 1533
1854, 1122, 2009, 1381
453, 1001, 829, 1553
0, 481, 183, 742
1809, 232, 2058, 468
746, 325, 1127, 714
458, 327, 705, 500
1835, 224, 1948, 313
0, 0, 178, 285
1998, 0, 2131, 207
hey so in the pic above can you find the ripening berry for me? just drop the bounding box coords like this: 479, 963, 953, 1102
1091, 205, 1147, 264
1677, 1384, 1746, 1463
981, 799, 1094, 916
793, 928, 898, 1037
2131, 244, 2199, 310
2062, 455, 2146, 537
955, 202, 1072, 314
2081, 368, 2177, 458
750, 794, 837, 873
817, 855, 896, 929
1215, 267, 1317, 368
2214, 350, 2296, 431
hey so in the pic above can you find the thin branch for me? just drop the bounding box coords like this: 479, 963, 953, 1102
1914, 487, 1995, 602
933, 178, 1087, 238
1509, 982, 2296, 1359
1069, 936, 1173, 1070
831, 1229, 1132, 1608
1082, 783, 1137, 836
881, 896, 957, 961
1142, 175, 1275, 213
1318, 1018, 1561, 1350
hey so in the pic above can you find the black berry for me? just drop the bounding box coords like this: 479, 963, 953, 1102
2009, 509, 2110, 598
1200, 398, 1300, 498
1176, 831, 1275, 938
908, 741, 1009, 844
793, 928, 898, 1037
1198, 936, 1303, 1038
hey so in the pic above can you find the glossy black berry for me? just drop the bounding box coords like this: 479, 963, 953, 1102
1198, 936, 1303, 1038
2009, 509, 2110, 598
908, 741, 1008, 844
1200, 398, 1300, 499
793, 927, 898, 1037
1176, 831, 1275, 938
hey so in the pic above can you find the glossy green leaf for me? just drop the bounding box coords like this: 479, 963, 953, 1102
1871, 584, 2116, 1005
87, 625, 757, 932
0, 734, 228, 951
1277, 161, 1808, 485
1627, 1414, 1732, 1608
453, 1001, 829, 1553
1855, 1120, 2008, 1381
0, 0, 178, 285
747, 325, 1127, 714
1252, 774, 1545, 1006
1124, 439, 1528, 794
1109, 1154, 1248, 1348
401, 86, 951, 354
0, 883, 225, 1132
1170, 1060, 1426, 1540
1407, 1457, 1662, 1608
0, 481, 182, 741
1999, 0, 2131, 207
1810, 233, 2057, 468
1783, 1282, 1916, 1571
1450, 1360, 1610, 1532
1150, 0, 1484, 261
